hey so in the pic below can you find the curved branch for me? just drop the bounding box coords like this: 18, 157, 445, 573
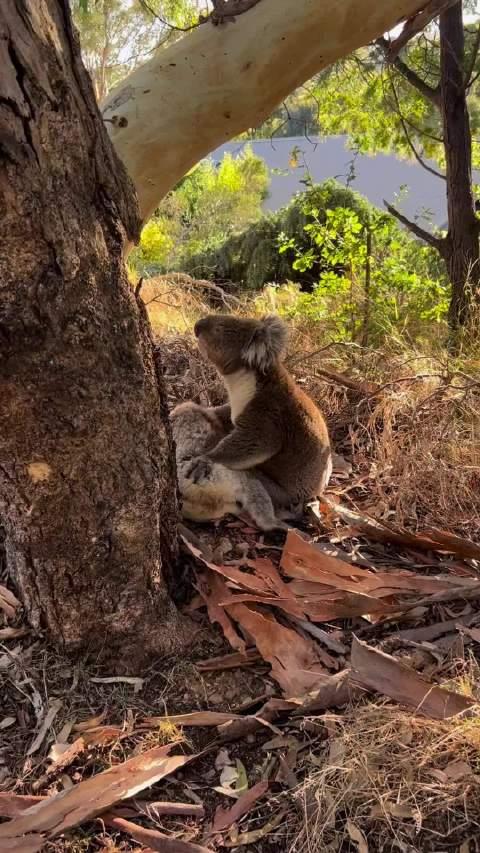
387, 72, 445, 180
103, 0, 433, 221
384, 200, 445, 251
376, 36, 441, 108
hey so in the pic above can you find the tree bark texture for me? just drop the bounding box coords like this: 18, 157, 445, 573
103, 0, 432, 222
440, 2, 480, 329
0, 0, 182, 666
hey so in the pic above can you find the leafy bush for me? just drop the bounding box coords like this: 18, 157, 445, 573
131, 145, 269, 277
182, 179, 449, 343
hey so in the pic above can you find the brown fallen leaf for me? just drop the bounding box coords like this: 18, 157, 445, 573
395, 614, 479, 642
0, 585, 21, 620
423, 528, 480, 561
247, 557, 305, 615
185, 538, 268, 594
212, 781, 268, 833
143, 712, 243, 728
223, 808, 287, 847
283, 532, 465, 596
347, 818, 369, 853
0, 744, 191, 843
295, 670, 361, 714
281, 529, 369, 582
27, 699, 63, 756
33, 737, 86, 791
72, 710, 108, 732
288, 618, 348, 654
443, 759, 473, 781
196, 649, 261, 671
226, 603, 326, 695
302, 591, 400, 622
196, 572, 246, 654
0, 794, 45, 818
0, 836, 44, 852
325, 500, 480, 561
280, 530, 461, 621
460, 625, 480, 643
101, 813, 213, 852
351, 637, 476, 719
0, 627, 29, 641
131, 801, 205, 819
218, 593, 306, 619
370, 801, 416, 819
138, 842, 214, 853
218, 698, 298, 743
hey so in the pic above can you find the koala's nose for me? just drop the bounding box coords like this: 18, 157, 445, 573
194, 318, 208, 338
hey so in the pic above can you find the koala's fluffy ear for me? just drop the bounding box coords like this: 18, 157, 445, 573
242, 315, 288, 372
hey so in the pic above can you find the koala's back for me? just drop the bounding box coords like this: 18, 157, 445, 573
242, 366, 332, 501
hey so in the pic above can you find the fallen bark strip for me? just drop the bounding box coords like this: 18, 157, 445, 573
0, 745, 190, 845
351, 637, 476, 719
101, 813, 214, 852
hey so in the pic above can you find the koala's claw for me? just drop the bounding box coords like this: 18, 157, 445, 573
185, 456, 212, 484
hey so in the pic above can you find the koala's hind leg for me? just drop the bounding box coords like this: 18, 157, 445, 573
242, 475, 288, 532
254, 472, 303, 520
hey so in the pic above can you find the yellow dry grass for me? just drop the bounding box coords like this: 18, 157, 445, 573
291, 701, 480, 853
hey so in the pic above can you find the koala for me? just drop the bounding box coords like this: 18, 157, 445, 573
190, 314, 332, 510
171, 401, 287, 531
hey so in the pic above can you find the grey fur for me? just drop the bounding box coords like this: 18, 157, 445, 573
242, 315, 288, 372
193, 314, 332, 506
171, 401, 286, 531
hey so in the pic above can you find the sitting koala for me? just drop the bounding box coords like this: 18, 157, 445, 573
171, 401, 287, 531
189, 313, 332, 509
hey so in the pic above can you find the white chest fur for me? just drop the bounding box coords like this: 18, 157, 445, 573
223, 369, 256, 423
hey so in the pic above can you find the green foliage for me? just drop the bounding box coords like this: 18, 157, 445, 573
131, 146, 269, 275
71, 0, 197, 99
183, 179, 449, 343
277, 186, 448, 341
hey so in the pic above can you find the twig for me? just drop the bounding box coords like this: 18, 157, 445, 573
385, 0, 458, 61
384, 199, 445, 251
313, 367, 378, 395
134, 276, 144, 298
376, 36, 441, 108
387, 71, 445, 180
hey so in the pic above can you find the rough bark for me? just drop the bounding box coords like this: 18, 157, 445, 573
440, 2, 480, 330
102, 0, 433, 222
0, 0, 182, 666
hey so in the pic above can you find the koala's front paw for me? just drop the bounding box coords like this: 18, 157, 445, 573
184, 456, 213, 484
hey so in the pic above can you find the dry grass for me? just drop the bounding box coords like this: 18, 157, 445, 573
150, 274, 480, 540
291, 701, 480, 853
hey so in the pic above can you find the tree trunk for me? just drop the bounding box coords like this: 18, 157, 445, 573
102, 0, 432, 222
440, 1, 480, 330
0, 0, 183, 667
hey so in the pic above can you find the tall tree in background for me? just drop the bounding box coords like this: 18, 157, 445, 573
381, 2, 479, 334
0, 0, 448, 666
71, 0, 195, 100
309, 1, 480, 333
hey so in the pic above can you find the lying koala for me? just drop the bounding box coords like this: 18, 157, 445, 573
171, 401, 287, 531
